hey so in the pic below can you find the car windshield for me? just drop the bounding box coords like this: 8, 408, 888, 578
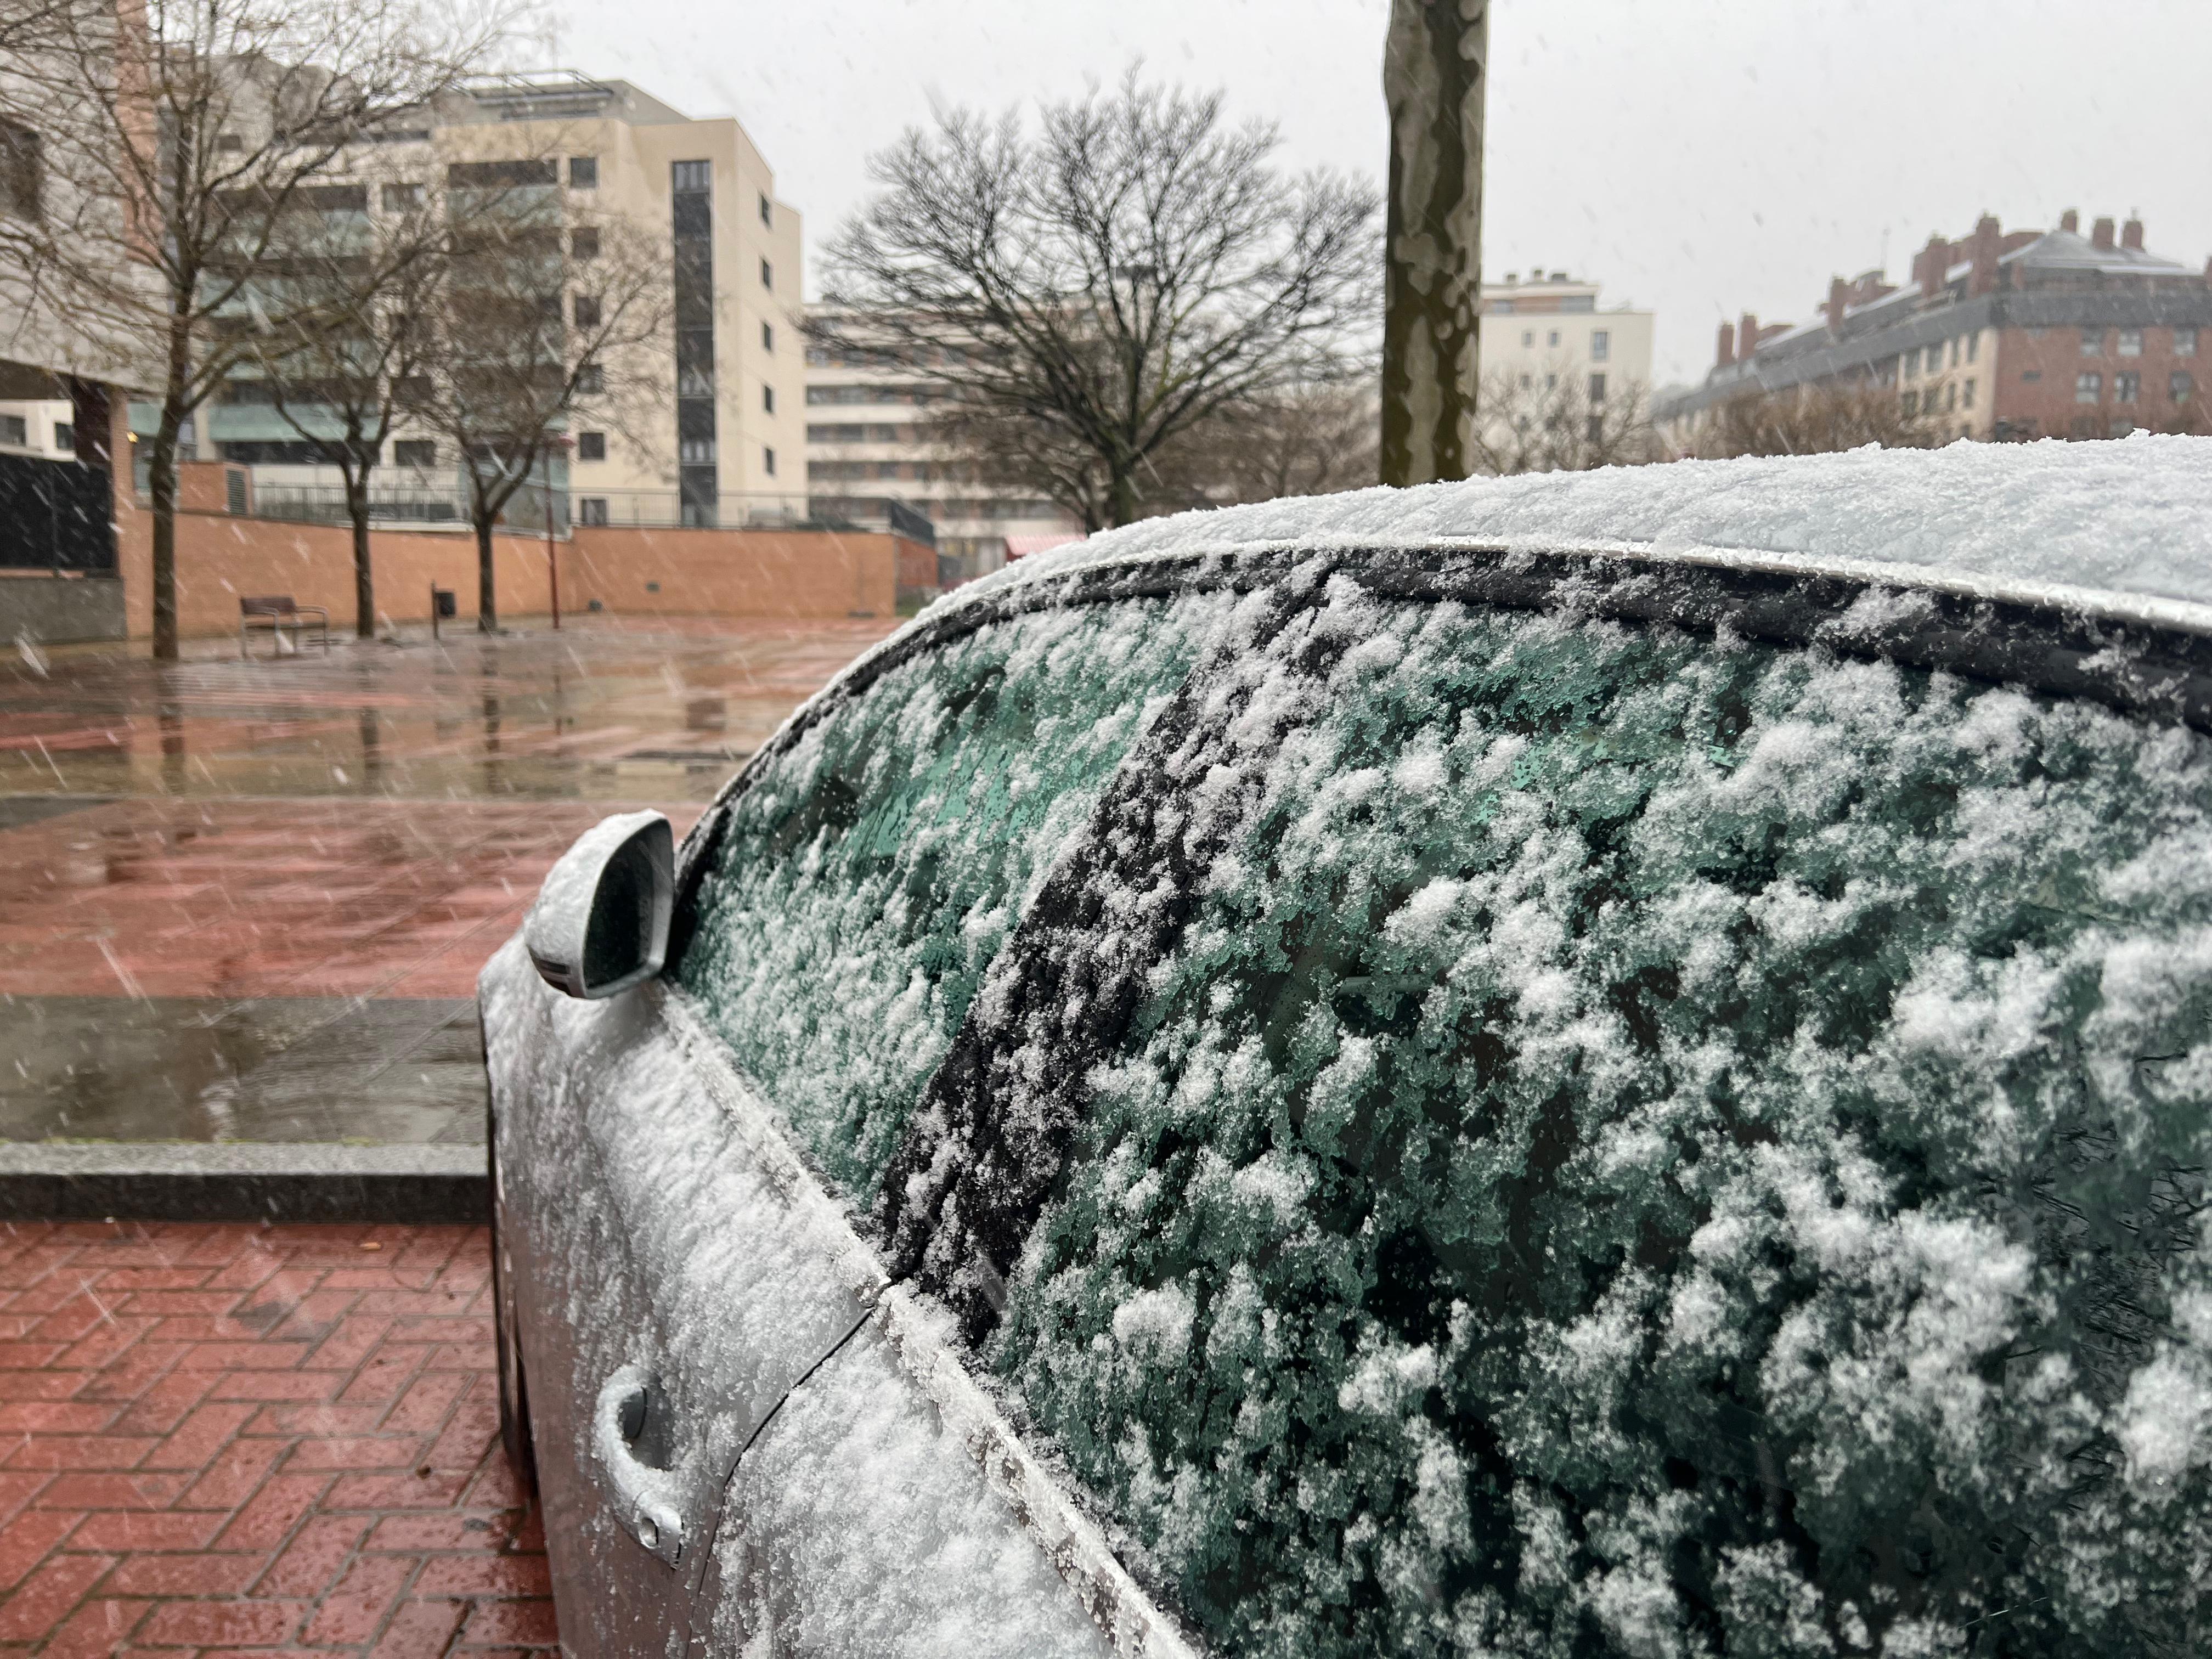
674, 590, 1226, 1197
971, 579, 2212, 1658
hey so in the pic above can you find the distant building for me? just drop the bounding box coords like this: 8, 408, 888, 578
1478, 272, 1656, 448
0, 400, 79, 461
152, 72, 806, 532
804, 315, 1084, 579
1657, 211, 2212, 449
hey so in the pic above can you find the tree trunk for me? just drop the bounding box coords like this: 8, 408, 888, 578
1380, 0, 1487, 488
147, 402, 183, 662
347, 471, 375, 639
475, 515, 498, 633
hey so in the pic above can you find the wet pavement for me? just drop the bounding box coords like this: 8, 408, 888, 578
0, 619, 896, 1148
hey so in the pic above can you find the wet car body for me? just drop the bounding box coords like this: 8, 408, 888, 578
485, 441, 2212, 1657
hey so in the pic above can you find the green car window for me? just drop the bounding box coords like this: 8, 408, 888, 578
988, 583, 2212, 1658
676, 591, 1225, 1203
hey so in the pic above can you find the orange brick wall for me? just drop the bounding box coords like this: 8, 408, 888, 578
108, 399, 926, 638
558, 525, 904, 622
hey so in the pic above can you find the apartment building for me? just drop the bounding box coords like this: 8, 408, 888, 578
1657, 211, 2211, 448
1478, 273, 1656, 452
804, 317, 1084, 575
162, 72, 805, 531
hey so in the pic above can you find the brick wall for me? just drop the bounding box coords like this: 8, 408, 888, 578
560, 524, 906, 622
1992, 323, 2204, 439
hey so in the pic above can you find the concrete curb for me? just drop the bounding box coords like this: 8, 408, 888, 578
0, 1142, 489, 1224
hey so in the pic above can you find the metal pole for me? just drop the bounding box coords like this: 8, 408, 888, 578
546, 484, 560, 630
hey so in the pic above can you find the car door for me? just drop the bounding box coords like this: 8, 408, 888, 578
493, 583, 1237, 1657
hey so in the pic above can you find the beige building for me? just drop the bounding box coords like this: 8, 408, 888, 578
1479, 272, 1656, 450
189, 72, 806, 531
804, 315, 1085, 575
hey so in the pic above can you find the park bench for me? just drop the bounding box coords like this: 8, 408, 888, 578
238, 594, 331, 659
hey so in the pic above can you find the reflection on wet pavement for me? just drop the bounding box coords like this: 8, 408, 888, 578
0, 618, 898, 1147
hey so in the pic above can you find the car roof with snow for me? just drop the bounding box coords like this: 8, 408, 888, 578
961, 433, 2212, 631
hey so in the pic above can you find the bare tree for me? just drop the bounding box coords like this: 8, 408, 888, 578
817, 71, 1379, 533
1147, 379, 1380, 506
402, 172, 668, 630
1470, 366, 1662, 475
1691, 379, 1937, 458
1380, 0, 1487, 486
0, 0, 515, 658
245, 150, 452, 638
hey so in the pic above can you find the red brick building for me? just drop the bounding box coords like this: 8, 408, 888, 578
1657, 211, 2211, 445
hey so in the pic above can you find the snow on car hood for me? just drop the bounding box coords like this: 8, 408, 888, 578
963, 433, 2212, 619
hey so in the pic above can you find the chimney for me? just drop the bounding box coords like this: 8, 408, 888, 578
2059, 208, 2079, 234
1739, 312, 1759, 361
2121, 217, 2144, 251
1826, 276, 1848, 333
1969, 214, 2001, 296
1716, 320, 1735, 368
2092, 216, 2117, 251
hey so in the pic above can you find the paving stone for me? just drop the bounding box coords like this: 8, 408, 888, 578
0, 1223, 557, 1654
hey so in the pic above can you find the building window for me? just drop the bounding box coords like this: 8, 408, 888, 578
393, 439, 436, 467
2118, 328, 2143, 357
51, 421, 72, 452
578, 497, 608, 526
1967, 333, 1978, 363
763, 445, 776, 476
575, 362, 604, 395
1547, 329, 1561, 347
2022, 370, 2041, 382
1521, 330, 1533, 347
1587, 372, 1606, 404
2076, 371, 2102, 403
2115, 371, 2140, 404
1944, 383, 1956, 411
1585, 415, 1604, 443
1949, 338, 1960, 366
577, 431, 607, 461
1590, 329, 1609, 362
2177, 328, 2199, 358
2080, 328, 2103, 356
759, 191, 772, 226
381, 182, 423, 212
761, 383, 775, 414
568, 156, 598, 189
572, 294, 601, 330
1962, 379, 1975, 409
760, 258, 772, 289
673, 160, 711, 192
2174, 371, 2197, 404
0, 414, 26, 446
0, 118, 41, 221
570, 227, 599, 261
761, 321, 774, 353
1900, 390, 1918, 416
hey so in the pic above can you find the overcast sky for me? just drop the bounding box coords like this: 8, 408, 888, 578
549, 0, 2212, 388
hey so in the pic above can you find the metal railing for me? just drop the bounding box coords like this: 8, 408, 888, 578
572, 489, 936, 544
225, 481, 569, 537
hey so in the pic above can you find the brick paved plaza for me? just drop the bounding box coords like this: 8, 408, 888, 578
0, 617, 896, 1652
0, 1220, 541, 1657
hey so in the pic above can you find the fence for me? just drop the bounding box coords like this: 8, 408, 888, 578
573, 489, 936, 545
0, 452, 117, 574
212, 481, 568, 538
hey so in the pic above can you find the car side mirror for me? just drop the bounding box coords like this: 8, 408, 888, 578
525, 810, 675, 999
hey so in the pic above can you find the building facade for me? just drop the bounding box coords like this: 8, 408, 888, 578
803, 319, 1083, 577
1477, 273, 1656, 461
165, 73, 806, 532
1657, 211, 2212, 449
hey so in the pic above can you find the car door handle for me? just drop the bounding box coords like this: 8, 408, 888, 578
592, 1364, 685, 1567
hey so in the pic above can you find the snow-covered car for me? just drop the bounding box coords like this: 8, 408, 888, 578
483, 436, 2212, 1659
